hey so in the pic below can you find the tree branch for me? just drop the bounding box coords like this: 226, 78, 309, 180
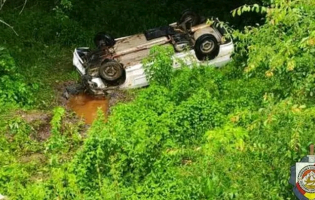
0, 19, 19, 36
0, 0, 6, 10
19, 0, 28, 15
0, 0, 23, 36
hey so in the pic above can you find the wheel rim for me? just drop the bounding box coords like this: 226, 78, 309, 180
100, 61, 123, 81
200, 40, 214, 54
98, 40, 106, 47
105, 64, 119, 78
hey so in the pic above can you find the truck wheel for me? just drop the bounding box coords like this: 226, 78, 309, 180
178, 10, 201, 27
94, 32, 116, 49
99, 60, 124, 82
194, 34, 220, 61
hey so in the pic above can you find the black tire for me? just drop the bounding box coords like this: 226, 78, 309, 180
94, 32, 116, 49
178, 10, 201, 27
99, 60, 124, 82
194, 34, 220, 61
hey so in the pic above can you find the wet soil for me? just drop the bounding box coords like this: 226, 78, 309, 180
18, 110, 52, 141
11, 83, 135, 142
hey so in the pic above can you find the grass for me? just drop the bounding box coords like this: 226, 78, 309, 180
23, 47, 80, 108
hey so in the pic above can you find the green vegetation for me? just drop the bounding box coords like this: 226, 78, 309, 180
1, 0, 315, 199
0, 47, 37, 107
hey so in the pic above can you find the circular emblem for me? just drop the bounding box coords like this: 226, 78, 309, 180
298, 165, 315, 193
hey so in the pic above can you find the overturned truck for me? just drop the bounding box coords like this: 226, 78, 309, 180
71, 10, 234, 95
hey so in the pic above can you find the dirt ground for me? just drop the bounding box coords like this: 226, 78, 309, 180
16, 81, 135, 141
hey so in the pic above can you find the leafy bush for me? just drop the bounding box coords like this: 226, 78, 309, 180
233, 0, 315, 99
68, 55, 276, 198
0, 47, 37, 106
143, 45, 174, 87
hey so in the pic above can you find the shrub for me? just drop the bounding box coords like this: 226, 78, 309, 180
233, 0, 315, 99
0, 47, 37, 106
143, 45, 174, 87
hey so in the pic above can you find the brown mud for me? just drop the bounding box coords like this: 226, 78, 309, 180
12, 83, 134, 142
